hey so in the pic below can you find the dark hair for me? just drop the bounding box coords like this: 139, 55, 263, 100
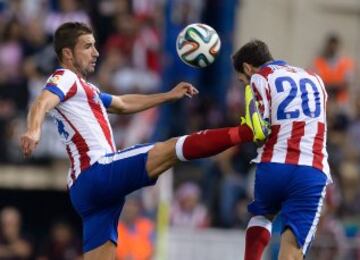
326, 33, 340, 45
2, 18, 22, 42
232, 40, 273, 73
54, 22, 93, 61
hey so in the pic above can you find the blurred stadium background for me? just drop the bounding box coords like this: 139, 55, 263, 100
0, 0, 360, 259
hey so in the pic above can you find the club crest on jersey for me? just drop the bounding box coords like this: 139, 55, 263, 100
48, 75, 62, 85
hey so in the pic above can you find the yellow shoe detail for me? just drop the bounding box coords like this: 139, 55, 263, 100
242, 85, 269, 142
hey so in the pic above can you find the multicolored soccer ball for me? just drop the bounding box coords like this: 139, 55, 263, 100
176, 23, 221, 68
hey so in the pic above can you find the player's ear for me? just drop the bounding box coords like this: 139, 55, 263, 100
243, 62, 252, 76
62, 48, 73, 61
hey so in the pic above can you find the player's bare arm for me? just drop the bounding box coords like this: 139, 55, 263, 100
20, 91, 60, 157
107, 81, 199, 114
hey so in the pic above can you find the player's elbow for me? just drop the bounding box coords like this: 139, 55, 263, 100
108, 96, 129, 114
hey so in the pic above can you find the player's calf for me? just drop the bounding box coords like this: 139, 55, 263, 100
84, 241, 116, 260
278, 229, 303, 260
175, 125, 253, 161
244, 215, 272, 260
146, 125, 254, 178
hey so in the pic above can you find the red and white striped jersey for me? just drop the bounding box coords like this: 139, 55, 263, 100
251, 60, 331, 181
44, 68, 116, 187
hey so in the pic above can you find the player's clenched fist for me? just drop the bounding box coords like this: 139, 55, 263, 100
20, 131, 40, 158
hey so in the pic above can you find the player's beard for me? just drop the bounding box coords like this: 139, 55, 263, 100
73, 59, 91, 77
72, 51, 94, 77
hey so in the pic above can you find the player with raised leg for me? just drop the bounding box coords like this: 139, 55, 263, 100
20, 22, 267, 260
232, 40, 331, 260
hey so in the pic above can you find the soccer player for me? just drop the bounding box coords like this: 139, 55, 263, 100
232, 40, 331, 260
20, 22, 266, 260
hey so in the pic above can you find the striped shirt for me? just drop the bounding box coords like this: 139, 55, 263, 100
251, 60, 331, 181
44, 68, 115, 187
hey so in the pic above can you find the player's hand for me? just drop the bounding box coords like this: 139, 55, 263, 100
168, 82, 199, 100
20, 130, 40, 158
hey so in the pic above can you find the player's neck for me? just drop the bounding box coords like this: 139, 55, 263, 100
60, 62, 86, 79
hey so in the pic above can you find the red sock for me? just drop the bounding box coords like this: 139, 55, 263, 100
244, 216, 272, 260
175, 125, 253, 161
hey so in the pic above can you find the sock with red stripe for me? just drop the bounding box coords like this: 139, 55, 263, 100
244, 216, 272, 260
175, 125, 253, 161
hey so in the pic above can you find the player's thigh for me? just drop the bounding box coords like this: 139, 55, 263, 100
248, 163, 294, 216
146, 138, 178, 177
94, 143, 157, 199
278, 229, 303, 260
280, 166, 327, 256
84, 241, 116, 260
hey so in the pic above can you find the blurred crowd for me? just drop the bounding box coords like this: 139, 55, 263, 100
0, 0, 360, 259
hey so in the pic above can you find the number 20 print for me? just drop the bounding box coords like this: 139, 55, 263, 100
274, 76, 321, 120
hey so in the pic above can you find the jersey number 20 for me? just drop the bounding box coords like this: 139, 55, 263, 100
275, 76, 321, 120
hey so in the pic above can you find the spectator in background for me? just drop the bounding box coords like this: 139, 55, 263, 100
44, 0, 90, 34
0, 18, 24, 84
37, 220, 82, 260
170, 182, 210, 229
212, 147, 246, 228
116, 193, 154, 260
105, 13, 138, 62
0, 207, 33, 259
104, 13, 161, 94
311, 34, 355, 106
87, 0, 131, 48
346, 96, 360, 161
132, 14, 161, 74
326, 94, 350, 175
338, 161, 360, 218
22, 17, 54, 99
213, 143, 256, 228
308, 183, 347, 260
0, 0, 48, 23
22, 17, 51, 59
0, 18, 28, 162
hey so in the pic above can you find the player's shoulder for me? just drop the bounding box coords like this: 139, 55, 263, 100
255, 67, 274, 81
47, 67, 77, 85
251, 74, 268, 87
253, 60, 288, 80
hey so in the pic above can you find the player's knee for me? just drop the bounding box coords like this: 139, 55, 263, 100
146, 138, 178, 177
149, 138, 177, 159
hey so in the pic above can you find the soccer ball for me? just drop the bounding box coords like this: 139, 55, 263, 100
176, 23, 221, 68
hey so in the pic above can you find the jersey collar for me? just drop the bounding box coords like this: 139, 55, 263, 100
260, 60, 287, 69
